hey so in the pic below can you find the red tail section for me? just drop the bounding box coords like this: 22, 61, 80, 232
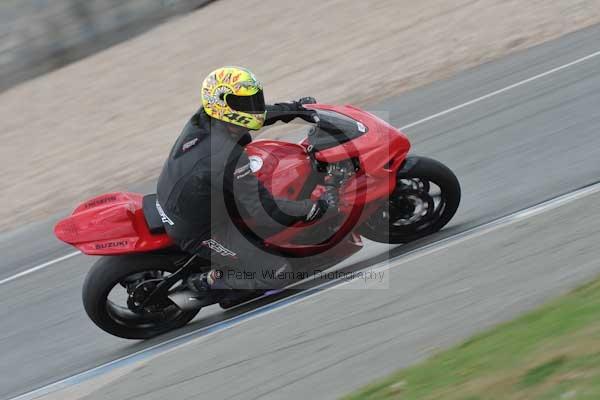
54, 192, 173, 255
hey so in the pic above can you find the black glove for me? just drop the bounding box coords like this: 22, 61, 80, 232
304, 186, 339, 223
298, 110, 319, 124
321, 185, 339, 208
292, 97, 318, 123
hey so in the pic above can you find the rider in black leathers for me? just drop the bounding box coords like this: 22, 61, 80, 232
156, 67, 334, 306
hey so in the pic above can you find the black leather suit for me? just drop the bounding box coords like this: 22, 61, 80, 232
156, 103, 314, 290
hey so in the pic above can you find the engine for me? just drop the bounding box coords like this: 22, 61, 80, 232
324, 158, 360, 185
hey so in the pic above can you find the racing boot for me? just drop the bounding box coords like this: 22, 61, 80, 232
219, 263, 295, 309
189, 270, 265, 309
218, 289, 266, 309
169, 271, 225, 310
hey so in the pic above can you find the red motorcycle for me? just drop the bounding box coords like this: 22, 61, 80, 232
54, 104, 460, 339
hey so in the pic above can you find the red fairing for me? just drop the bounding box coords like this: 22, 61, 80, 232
250, 105, 411, 255
306, 103, 410, 182
54, 192, 173, 255
245, 140, 311, 199
304, 104, 410, 219
247, 104, 411, 209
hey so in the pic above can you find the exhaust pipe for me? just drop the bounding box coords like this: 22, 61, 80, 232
168, 290, 208, 311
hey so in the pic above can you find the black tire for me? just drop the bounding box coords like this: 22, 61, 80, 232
82, 254, 199, 340
359, 156, 460, 244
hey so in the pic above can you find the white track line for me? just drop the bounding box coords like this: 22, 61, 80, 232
10, 181, 600, 400
400, 49, 600, 130
2, 48, 600, 287
0, 251, 80, 286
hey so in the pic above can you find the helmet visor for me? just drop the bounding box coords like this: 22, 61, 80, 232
226, 90, 265, 114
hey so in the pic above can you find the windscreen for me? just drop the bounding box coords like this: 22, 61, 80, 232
308, 110, 367, 151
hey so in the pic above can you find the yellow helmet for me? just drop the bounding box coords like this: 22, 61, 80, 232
201, 66, 266, 130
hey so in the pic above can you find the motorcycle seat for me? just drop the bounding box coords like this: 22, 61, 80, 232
142, 194, 166, 234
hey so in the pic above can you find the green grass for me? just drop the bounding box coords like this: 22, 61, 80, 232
342, 277, 600, 400
519, 356, 567, 388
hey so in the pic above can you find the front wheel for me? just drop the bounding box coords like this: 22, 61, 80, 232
82, 254, 200, 339
359, 156, 461, 244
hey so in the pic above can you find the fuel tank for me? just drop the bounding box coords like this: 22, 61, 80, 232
245, 140, 312, 200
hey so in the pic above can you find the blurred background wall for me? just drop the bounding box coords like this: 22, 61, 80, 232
0, 0, 212, 91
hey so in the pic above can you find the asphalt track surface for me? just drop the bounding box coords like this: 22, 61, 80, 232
1, 24, 600, 399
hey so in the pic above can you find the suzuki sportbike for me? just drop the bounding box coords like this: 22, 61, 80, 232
54, 104, 461, 339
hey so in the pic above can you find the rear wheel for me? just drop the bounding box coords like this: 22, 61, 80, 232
359, 156, 460, 244
82, 254, 200, 340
